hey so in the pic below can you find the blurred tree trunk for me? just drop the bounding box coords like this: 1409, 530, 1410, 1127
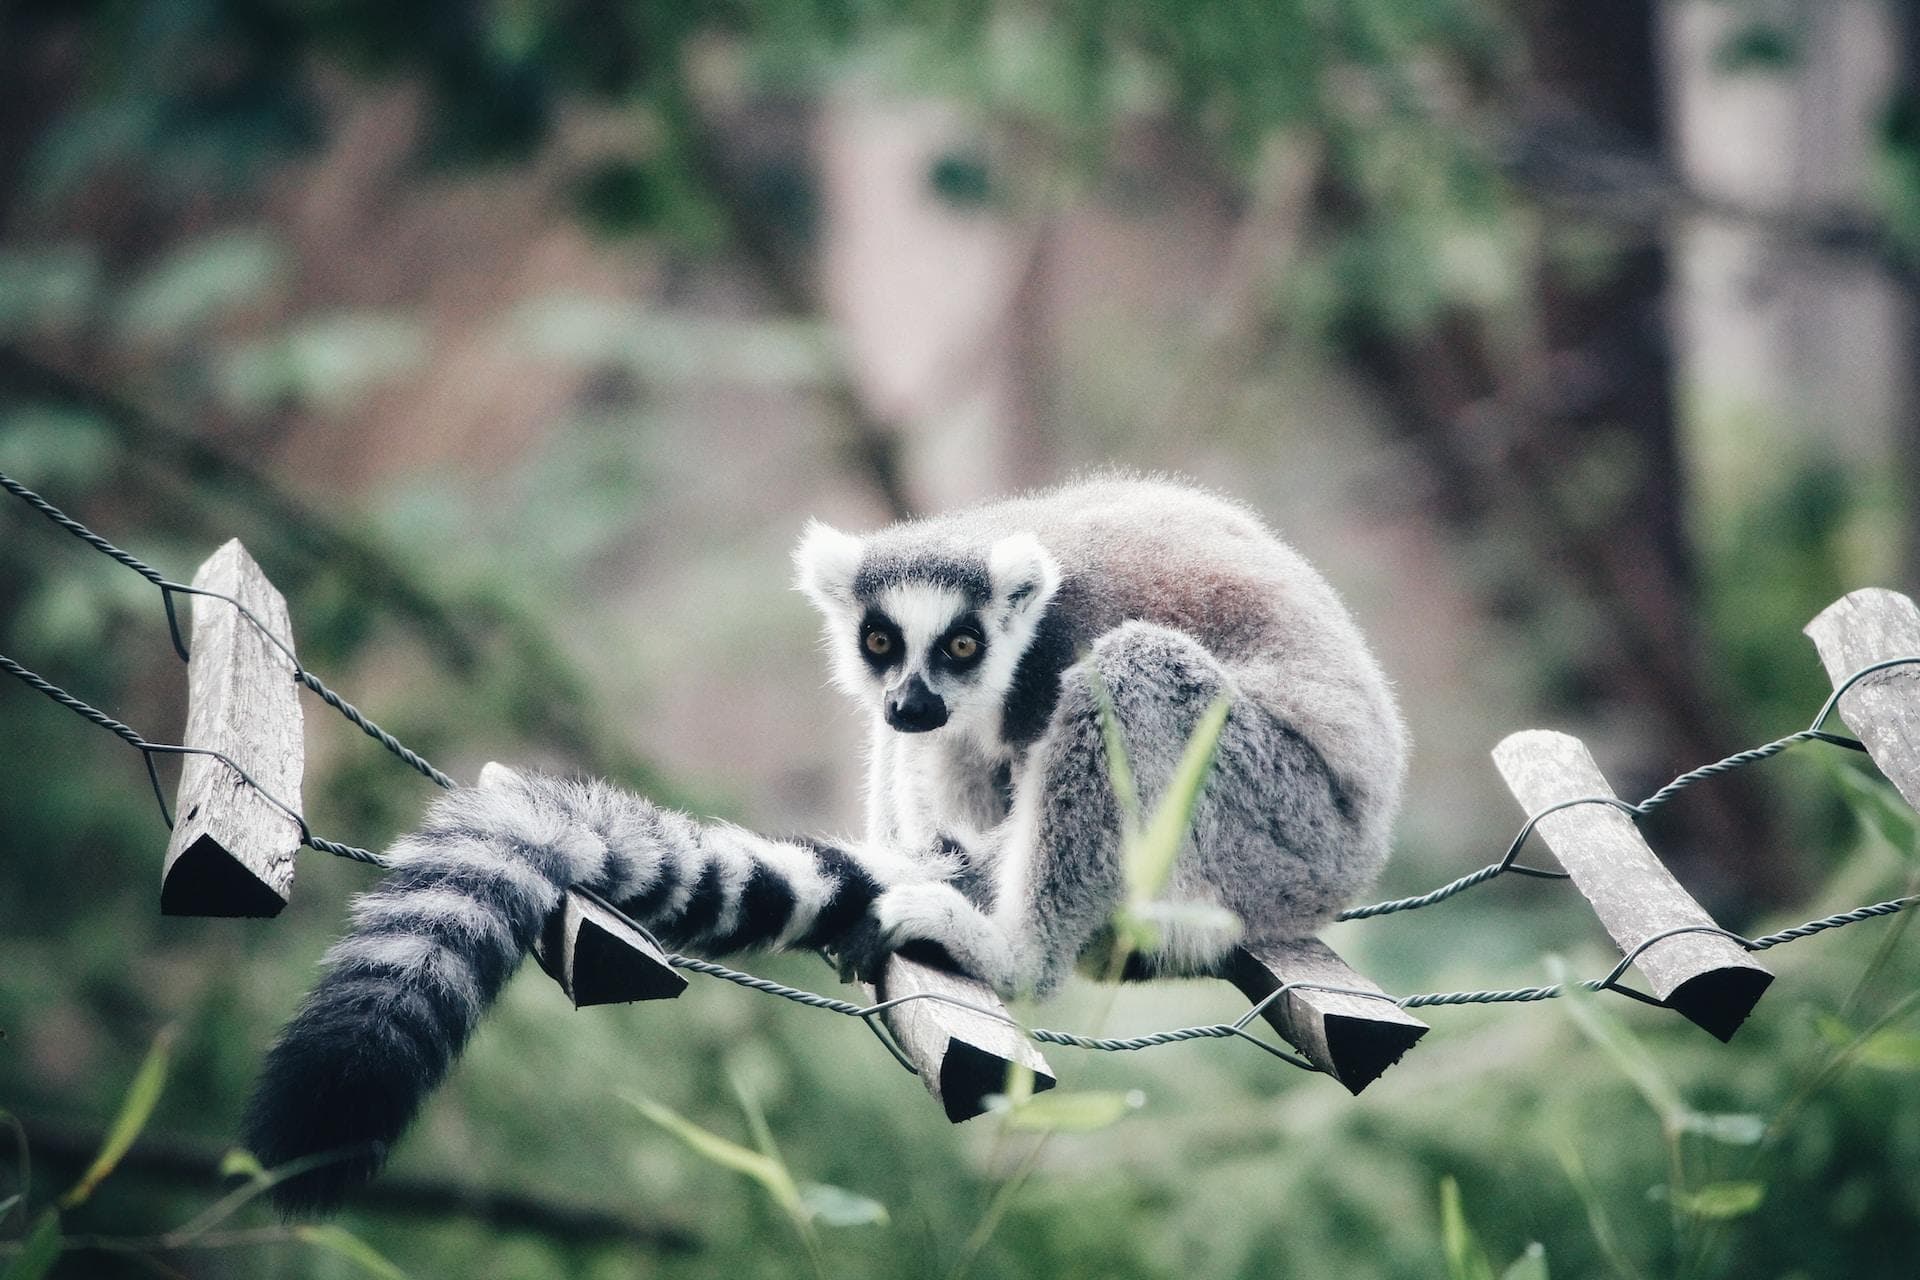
1349, 0, 1793, 906
1662, 0, 1910, 555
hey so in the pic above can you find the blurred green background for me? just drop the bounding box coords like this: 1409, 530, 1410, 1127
5, 1, 1920, 1276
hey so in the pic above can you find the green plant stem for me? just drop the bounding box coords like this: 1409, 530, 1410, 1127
1686, 984, 1920, 1278
1837, 871, 1920, 1022
0, 1113, 27, 1235
944, 1136, 1050, 1280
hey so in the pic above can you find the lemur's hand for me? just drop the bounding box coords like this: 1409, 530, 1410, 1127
862, 882, 1021, 996
831, 911, 891, 986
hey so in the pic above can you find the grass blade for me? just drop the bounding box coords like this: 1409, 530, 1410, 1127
1126, 695, 1230, 904
0, 1212, 60, 1280
58, 1026, 175, 1209
294, 1225, 411, 1279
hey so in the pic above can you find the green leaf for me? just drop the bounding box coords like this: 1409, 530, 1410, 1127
1670, 1182, 1765, 1221
629, 1095, 783, 1187
0, 246, 99, 337
217, 311, 425, 415
572, 160, 666, 236
0, 407, 114, 493
1714, 23, 1798, 74
799, 1183, 890, 1228
1439, 1177, 1496, 1280
1814, 1012, 1920, 1069
629, 1090, 830, 1261
1002, 1089, 1145, 1133
116, 232, 287, 342
1090, 671, 1141, 831
1851, 1029, 1920, 1071
0, 1109, 26, 1226
513, 296, 831, 387
1125, 695, 1230, 903
1676, 1112, 1766, 1146
1117, 901, 1243, 944
1833, 765, 1919, 858
293, 1225, 411, 1280
1815, 1012, 1855, 1048
217, 1149, 270, 1185
1552, 962, 1684, 1126
1001, 1062, 1037, 1109
59, 1026, 174, 1209
928, 150, 993, 208
0, 1211, 60, 1280
1500, 1243, 1549, 1280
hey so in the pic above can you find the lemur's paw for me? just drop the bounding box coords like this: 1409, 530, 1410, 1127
870, 883, 1017, 993
832, 913, 891, 986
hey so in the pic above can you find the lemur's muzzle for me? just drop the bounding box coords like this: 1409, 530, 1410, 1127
885, 675, 948, 733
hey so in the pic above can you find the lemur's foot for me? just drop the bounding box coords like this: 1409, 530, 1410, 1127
865, 882, 1020, 996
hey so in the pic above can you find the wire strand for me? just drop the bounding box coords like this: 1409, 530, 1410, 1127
7, 469, 1920, 1075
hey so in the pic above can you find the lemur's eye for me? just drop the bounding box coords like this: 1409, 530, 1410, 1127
864, 629, 892, 656
945, 633, 980, 661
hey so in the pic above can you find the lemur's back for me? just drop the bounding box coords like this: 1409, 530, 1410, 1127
860, 475, 1407, 831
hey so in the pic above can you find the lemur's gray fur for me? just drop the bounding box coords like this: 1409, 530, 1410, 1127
244, 474, 1405, 1212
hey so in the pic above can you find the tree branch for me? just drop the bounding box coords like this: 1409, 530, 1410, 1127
668, 93, 919, 519
0, 345, 682, 800
13, 1118, 699, 1252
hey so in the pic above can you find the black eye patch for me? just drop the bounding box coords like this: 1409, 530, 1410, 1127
857, 610, 904, 670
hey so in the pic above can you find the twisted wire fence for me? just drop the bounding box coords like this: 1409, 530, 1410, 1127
5, 469, 1920, 1078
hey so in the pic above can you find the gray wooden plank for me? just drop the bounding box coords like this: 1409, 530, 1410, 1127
873, 953, 1056, 1122
161, 539, 304, 917
1493, 730, 1771, 1041
476, 762, 686, 1006
1224, 939, 1427, 1093
533, 887, 688, 1005
1804, 588, 1920, 813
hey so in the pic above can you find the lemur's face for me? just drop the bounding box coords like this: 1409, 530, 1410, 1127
793, 524, 1061, 743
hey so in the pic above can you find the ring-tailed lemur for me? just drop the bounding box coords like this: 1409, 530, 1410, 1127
245, 474, 1406, 1211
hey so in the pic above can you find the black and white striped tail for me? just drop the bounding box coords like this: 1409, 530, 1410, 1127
244, 770, 884, 1213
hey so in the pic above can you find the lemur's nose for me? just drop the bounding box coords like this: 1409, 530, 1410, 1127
885, 675, 948, 733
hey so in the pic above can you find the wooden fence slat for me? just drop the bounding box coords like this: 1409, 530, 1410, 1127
1493, 730, 1772, 1041
161, 539, 304, 917
476, 763, 687, 1006
533, 888, 689, 1006
1805, 589, 1920, 812
1224, 940, 1427, 1093
873, 952, 1056, 1123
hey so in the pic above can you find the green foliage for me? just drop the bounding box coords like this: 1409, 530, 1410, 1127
1438, 1177, 1550, 1280
0, 1213, 60, 1280
292, 1224, 413, 1279
57, 1026, 175, 1210
217, 312, 426, 416
115, 233, 288, 344
1091, 674, 1236, 957
993, 1088, 1144, 1134
1713, 23, 1799, 74
7, 2, 1920, 1277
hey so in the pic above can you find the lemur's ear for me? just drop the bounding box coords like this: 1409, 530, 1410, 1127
793, 520, 864, 611
988, 532, 1061, 618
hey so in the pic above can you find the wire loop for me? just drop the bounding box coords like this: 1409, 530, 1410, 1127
7, 467, 1920, 1074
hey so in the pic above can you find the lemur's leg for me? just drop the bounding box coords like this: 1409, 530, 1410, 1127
875, 621, 1266, 994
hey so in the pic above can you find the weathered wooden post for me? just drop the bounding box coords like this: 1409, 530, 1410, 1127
475, 762, 688, 1007
1494, 731, 1772, 1041
873, 953, 1056, 1122
534, 888, 688, 1005
1805, 589, 1920, 809
1225, 940, 1427, 1093
161, 540, 305, 917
